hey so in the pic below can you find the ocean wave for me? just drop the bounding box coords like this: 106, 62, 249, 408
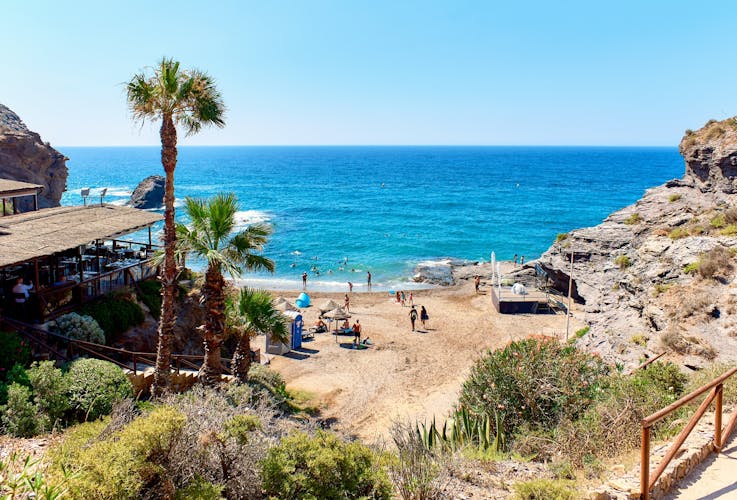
232, 276, 433, 293
234, 210, 272, 227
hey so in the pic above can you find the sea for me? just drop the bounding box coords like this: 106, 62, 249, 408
58, 146, 684, 291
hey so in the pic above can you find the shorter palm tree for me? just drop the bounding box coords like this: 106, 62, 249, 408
176, 193, 274, 385
227, 288, 289, 382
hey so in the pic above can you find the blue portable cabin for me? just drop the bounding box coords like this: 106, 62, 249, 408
265, 310, 303, 354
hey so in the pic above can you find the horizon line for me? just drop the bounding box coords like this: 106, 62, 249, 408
56, 143, 680, 148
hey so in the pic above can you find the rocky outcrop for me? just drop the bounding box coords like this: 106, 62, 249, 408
0, 104, 68, 208
533, 117, 737, 369
413, 258, 479, 285
128, 175, 165, 209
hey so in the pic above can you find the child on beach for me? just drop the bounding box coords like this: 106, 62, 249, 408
409, 306, 418, 331
474, 275, 480, 294
420, 306, 429, 329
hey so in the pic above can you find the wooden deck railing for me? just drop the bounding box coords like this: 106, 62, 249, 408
2, 318, 238, 376
640, 366, 737, 499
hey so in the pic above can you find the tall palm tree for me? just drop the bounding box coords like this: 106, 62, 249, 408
227, 288, 289, 382
126, 58, 225, 396
176, 193, 274, 385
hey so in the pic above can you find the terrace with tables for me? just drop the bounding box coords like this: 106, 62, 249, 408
0, 179, 163, 322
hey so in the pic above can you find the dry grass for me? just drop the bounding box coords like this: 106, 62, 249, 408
698, 246, 733, 279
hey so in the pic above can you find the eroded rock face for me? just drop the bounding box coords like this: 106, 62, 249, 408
533, 118, 737, 369
128, 175, 165, 209
0, 104, 68, 208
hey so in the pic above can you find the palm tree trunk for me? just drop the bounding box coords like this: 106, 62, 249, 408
152, 114, 177, 397
232, 332, 252, 383
199, 263, 226, 385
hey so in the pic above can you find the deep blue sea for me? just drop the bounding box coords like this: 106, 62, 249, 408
58, 146, 683, 291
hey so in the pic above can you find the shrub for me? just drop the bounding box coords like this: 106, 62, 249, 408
137, 280, 162, 320
653, 283, 672, 296
261, 430, 392, 499
66, 358, 133, 421
698, 246, 732, 279
556, 233, 568, 243
2, 384, 38, 437
624, 213, 642, 225
389, 422, 446, 500
668, 194, 682, 202
684, 262, 699, 274
720, 224, 737, 236
710, 213, 726, 228
554, 363, 687, 467
53, 312, 105, 344
59, 406, 186, 499
27, 361, 69, 431
0, 332, 31, 380
614, 255, 632, 270
513, 479, 577, 500
175, 476, 224, 500
668, 227, 689, 240
0, 452, 70, 498
79, 294, 145, 342
685, 363, 737, 405
630, 334, 648, 347
458, 338, 609, 442
574, 326, 589, 339
725, 207, 737, 224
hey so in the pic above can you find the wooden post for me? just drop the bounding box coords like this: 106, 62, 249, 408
641, 425, 651, 500
716, 384, 723, 450
148, 226, 152, 248
33, 193, 38, 211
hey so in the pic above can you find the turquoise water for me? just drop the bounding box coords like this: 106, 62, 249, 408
59, 146, 683, 290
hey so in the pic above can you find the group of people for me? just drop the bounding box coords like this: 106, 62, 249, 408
408, 304, 429, 331
301, 271, 371, 291
394, 290, 413, 307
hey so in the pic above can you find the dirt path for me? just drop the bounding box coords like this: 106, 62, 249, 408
259, 278, 578, 443
665, 432, 737, 499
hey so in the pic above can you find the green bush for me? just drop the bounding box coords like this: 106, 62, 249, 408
614, 255, 632, 269
459, 338, 609, 446
137, 280, 162, 320
79, 294, 145, 342
668, 194, 682, 202
2, 383, 38, 437
668, 227, 689, 240
66, 358, 133, 421
553, 362, 687, 467
684, 262, 699, 274
54, 312, 106, 344
0, 332, 31, 380
0, 452, 70, 498
175, 476, 224, 500
710, 213, 726, 228
56, 406, 186, 499
720, 224, 737, 236
513, 479, 577, 500
261, 430, 392, 499
624, 213, 642, 225
27, 361, 69, 431
555, 233, 568, 243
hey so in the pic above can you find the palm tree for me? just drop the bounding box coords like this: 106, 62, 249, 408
176, 193, 274, 385
227, 288, 289, 382
126, 58, 225, 396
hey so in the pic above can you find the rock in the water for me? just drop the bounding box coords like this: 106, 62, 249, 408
413, 258, 477, 285
0, 103, 68, 209
128, 175, 165, 209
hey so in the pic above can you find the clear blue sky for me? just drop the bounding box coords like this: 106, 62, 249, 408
3, 0, 736, 146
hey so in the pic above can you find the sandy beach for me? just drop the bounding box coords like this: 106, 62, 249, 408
259, 262, 583, 443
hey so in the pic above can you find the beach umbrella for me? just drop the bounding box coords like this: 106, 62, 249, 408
275, 300, 299, 312
318, 299, 340, 314
323, 307, 351, 331
273, 297, 287, 305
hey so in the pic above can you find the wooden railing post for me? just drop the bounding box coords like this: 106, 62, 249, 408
641, 425, 651, 500
133, 354, 137, 374
715, 383, 723, 450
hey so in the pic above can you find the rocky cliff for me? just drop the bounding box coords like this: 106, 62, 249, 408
0, 104, 68, 208
531, 118, 737, 370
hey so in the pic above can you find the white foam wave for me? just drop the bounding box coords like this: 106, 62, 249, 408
234, 210, 271, 227
106, 188, 132, 197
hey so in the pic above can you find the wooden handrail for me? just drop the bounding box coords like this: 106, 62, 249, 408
640, 366, 737, 499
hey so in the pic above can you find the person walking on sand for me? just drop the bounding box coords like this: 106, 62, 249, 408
474, 275, 480, 294
400, 290, 406, 306
408, 292, 414, 307
367, 271, 372, 289
409, 306, 418, 331
344, 293, 351, 312
395, 291, 401, 303
420, 305, 429, 329
348, 281, 353, 292
302, 272, 307, 289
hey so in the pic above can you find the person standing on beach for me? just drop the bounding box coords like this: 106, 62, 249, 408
302, 272, 307, 289
474, 275, 480, 294
400, 291, 406, 306
367, 271, 372, 289
409, 306, 418, 331
521, 255, 525, 265
344, 293, 351, 312
408, 292, 414, 307
513, 254, 518, 266
420, 305, 429, 329
348, 281, 353, 292
352, 319, 361, 347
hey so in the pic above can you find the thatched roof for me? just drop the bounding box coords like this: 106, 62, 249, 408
0, 204, 162, 267
0, 179, 44, 198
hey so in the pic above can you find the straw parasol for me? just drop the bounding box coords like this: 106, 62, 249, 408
318, 299, 340, 314
323, 307, 351, 331
275, 299, 299, 312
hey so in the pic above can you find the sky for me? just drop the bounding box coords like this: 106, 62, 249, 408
3, 0, 737, 147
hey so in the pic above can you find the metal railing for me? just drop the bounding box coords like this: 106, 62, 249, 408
640, 366, 737, 499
